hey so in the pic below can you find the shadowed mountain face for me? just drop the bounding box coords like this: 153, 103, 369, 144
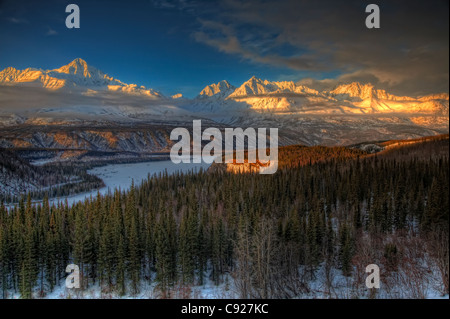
0, 125, 175, 152
0, 59, 448, 147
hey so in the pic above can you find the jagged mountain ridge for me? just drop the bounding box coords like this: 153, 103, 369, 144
228, 76, 319, 97
0, 59, 448, 146
193, 77, 449, 115
198, 80, 235, 98
189, 77, 448, 146
1, 59, 447, 115
0, 58, 162, 97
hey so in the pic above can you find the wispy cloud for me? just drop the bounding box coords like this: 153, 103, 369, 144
7, 17, 29, 24
193, 19, 322, 72
46, 27, 58, 36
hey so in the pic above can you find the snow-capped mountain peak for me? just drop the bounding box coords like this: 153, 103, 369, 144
54, 58, 92, 76
198, 80, 235, 98
329, 82, 376, 100
0, 66, 43, 84
228, 77, 319, 98
51, 58, 115, 82
1, 60, 448, 128
189, 76, 448, 116
228, 77, 273, 97
0, 58, 162, 97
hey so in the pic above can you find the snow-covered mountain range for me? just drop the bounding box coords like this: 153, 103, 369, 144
194, 77, 448, 116
0, 58, 448, 146
229, 76, 319, 97
0, 58, 162, 97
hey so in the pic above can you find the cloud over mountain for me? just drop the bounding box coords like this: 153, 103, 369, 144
185, 0, 449, 97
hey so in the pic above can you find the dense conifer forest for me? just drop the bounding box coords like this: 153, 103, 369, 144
0, 135, 448, 298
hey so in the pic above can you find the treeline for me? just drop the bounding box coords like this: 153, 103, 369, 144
277, 145, 366, 168
0, 138, 448, 298
373, 134, 449, 161
209, 144, 367, 173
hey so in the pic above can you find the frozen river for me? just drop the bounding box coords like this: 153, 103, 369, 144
50, 159, 213, 206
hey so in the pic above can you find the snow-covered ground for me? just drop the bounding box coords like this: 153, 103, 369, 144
42, 277, 235, 300
6, 263, 448, 299
5, 270, 237, 299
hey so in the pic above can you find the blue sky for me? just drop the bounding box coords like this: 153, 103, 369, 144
0, 0, 448, 97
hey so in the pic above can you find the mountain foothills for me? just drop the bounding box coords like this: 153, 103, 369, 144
0, 58, 448, 148
0, 148, 104, 201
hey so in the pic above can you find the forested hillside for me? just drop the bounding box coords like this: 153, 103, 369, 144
0, 136, 448, 298
0, 149, 104, 202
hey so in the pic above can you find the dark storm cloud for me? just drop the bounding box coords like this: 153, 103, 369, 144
162, 0, 448, 96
